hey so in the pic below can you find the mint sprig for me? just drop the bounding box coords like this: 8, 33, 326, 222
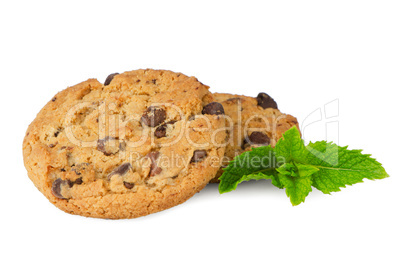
218, 145, 279, 193
218, 127, 389, 205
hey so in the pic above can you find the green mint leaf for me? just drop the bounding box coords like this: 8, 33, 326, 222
218, 125, 389, 206
279, 174, 313, 206
274, 126, 306, 163
294, 162, 320, 177
277, 162, 297, 176
270, 174, 284, 189
277, 162, 319, 205
219, 146, 279, 193
300, 141, 389, 194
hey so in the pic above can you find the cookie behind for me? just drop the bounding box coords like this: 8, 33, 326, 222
211, 92, 300, 182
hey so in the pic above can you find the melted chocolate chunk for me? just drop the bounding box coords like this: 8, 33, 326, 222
154, 124, 167, 138
108, 163, 132, 179
225, 97, 242, 104
51, 178, 68, 199
141, 107, 166, 127
74, 177, 83, 185
191, 150, 207, 163
119, 141, 126, 152
147, 151, 162, 176
104, 73, 119, 85
244, 132, 271, 148
151, 167, 162, 176
202, 102, 225, 115
97, 136, 118, 156
72, 163, 89, 176
148, 151, 159, 161
256, 93, 278, 109
166, 120, 177, 125
123, 181, 135, 189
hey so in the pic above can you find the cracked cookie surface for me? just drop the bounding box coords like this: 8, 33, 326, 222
23, 69, 226, 219
211, 92, 300, 182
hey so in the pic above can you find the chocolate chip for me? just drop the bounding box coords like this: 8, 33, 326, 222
141, 107, 166, 127
151, 167, 162, 176
148, 151, 159, 162
123, 181, 135, 189
154, 124, 167, 138
289, 118, 298, 125
52, 97, 57, 102
104, 73, 119, 85
225, 97, 242, 103
191, 150, 207, 163
108, 163, 132, 179
119, 141, 126, 152
74, 177, 83, 185
146, 79, 157, 84
256, 93, 278, 109
246, 132, 271, 146
72, 163, 89, 175
97, 138, 108, 154
67, 180, 74, 188
54, 130, 60, 137
202, 102, 225, 115
51, 178, 68, 199
97, 136, 117, 156
195, 78, 205, 86
147, 151, 162, 176
49, 144, 56, 148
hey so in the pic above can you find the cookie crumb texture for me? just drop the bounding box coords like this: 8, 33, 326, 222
211, 93, 300, 182
23, 69, 226, 219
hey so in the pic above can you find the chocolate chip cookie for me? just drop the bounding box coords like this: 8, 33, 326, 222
23, 69, 227, 219
211, 92, 300, 182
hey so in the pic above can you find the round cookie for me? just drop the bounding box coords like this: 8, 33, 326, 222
211, 92, 300, 182
23, 69, 227, 219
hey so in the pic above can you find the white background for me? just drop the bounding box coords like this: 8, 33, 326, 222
1, 1, 401, 265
